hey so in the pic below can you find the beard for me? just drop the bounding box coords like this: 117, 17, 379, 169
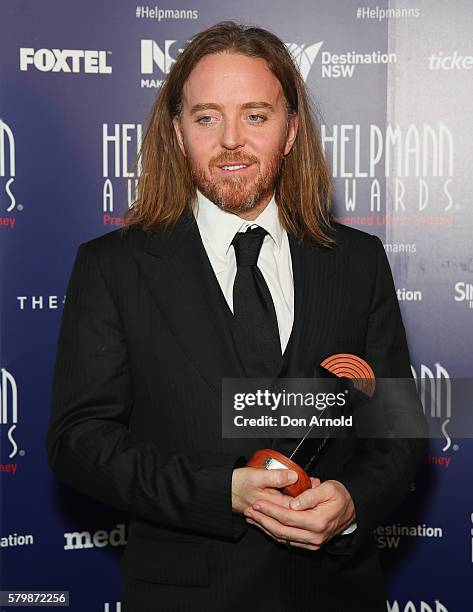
186, 147, 285, 214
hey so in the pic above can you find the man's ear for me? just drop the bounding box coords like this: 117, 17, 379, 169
283, 113, 298, 156
172, 116, 186, 157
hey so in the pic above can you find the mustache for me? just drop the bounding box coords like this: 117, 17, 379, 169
211, 154, 259, 167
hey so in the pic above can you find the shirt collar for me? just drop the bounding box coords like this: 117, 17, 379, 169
192, 188, 283, 263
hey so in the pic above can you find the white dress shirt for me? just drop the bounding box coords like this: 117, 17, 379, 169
192, 188, 293, 353
192, 188, 356, 536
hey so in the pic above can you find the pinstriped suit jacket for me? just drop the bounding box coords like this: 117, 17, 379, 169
46, 211, 426, 612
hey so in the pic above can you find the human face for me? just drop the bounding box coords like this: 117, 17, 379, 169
172, 52, 298, 218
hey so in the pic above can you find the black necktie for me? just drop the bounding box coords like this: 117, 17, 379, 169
231, 226, 282, 377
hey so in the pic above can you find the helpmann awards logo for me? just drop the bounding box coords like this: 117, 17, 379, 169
324, 121, 455, 220
411, 363, 452, 453
0, 368, 22, 471
102, 123, 142, 222
0, 368, 25, 474
387, 601, 448, 612
0, 119, 21, 227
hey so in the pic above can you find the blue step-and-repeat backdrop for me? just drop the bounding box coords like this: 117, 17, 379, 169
1, 1, 472, 610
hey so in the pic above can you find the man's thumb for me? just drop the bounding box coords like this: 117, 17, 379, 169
264, 468, 298, 488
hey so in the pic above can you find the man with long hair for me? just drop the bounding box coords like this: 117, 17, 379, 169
47, 21, 425, 611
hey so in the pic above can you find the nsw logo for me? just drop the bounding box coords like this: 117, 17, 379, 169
286, 42, 323, 83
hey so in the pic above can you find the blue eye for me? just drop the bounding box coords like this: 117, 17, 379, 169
248, 114, 266, 122
195, 114, 267, 125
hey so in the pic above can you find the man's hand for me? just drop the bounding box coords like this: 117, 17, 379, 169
244, 477, 355, 550
231, 467, 298, 514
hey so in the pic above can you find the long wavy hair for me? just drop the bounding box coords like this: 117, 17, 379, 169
123, 21, 335, 245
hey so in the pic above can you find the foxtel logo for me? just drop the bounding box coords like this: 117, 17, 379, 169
20, 48, 112, 74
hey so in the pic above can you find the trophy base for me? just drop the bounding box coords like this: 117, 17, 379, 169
246, 449, 312, 497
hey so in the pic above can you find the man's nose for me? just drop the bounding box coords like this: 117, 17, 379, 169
220, 115, 245, 149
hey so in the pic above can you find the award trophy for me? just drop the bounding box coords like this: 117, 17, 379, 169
245, 354, 375, 497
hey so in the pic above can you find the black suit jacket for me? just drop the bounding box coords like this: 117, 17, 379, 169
46, 212, 427, 612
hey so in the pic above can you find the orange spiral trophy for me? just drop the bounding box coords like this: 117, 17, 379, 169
246, 353, 375, 496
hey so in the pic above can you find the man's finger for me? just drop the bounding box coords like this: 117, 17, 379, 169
288, 540, 321, 551
245, 507, 317, 545
252, 467, 298, 489
250, 498, 323, 531
289, 481, 332, 510
248, 516, 321, 551
247, 490, 293, 511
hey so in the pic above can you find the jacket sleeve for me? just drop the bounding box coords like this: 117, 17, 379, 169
325, 234, 428, 557
45, 241, 247, 541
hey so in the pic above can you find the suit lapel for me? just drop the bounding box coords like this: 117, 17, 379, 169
273, 232, 345, 455
129, 212, 247, 395
129, 215, 345, 397
282, 233, 345, 377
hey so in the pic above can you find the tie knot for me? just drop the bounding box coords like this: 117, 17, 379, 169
231, 226, 268, 268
